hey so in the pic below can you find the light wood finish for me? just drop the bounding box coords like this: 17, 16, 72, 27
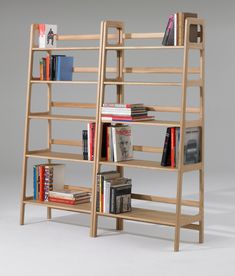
31, 80, 97, 84
91, 19, 205, 252
29, 113, 96, 122
73, 66, 200, 74
32, 47, 99, 51
51, 139, 82, 147
51, 101, 96, 109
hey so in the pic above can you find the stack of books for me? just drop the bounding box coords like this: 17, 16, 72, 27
39, 54, 74, 81
162, 12, 198, 46
161, 127, 201, 168
33, 164, 65, 201
101, 103, 154, 122
96, 171, 132, 214
48, 190, 91, 205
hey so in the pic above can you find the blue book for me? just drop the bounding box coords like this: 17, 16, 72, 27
33, 165, 37, 200
56, 56, 74, 81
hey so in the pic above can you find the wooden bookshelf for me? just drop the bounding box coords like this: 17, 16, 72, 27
90, 19, 205, 252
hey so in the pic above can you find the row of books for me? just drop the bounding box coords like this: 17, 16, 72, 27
96, 171, 132, 214
33, 164, 65, 201
161, 127, 201, 167
101, 103, 154, 122
39, 55, 74, 81
162, 12, 198, 46
48, 190, 91, 205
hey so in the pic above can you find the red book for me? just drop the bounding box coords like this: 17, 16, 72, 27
171, 127, 175, 168
39, 165, 45, 201
106, 126, 109, 161
48, 197, 76, 205
46, 55, 50, 80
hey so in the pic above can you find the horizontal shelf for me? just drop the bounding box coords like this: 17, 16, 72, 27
99, 159, 178, 171
30, 80, 97, 84
29, 113, 96, 122
105, 46, 184, 50
98, 208, 200, 226
26, 150, 93, 163
32, 47, 99, 51
104, 81, 181, 86
24, 199, 91, 213
101, 118, 202, 127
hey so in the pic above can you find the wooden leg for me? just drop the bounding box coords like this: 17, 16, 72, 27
199, 169, 204, 243
47, 207, 52, 220
116, 218, 123, 231
90, 214, 98, 237
174, 171, 183, 252
20, 202, 25, 225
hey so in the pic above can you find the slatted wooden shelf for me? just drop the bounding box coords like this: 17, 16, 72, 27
104, 81, 182, 86
32, 47, 99, 51
98, 208, 201, 226
29, 113, 96, 122
26, 150, 93, 163
106, 46, 184, 50
30, 80, 97, 84
24, 199, 91, 213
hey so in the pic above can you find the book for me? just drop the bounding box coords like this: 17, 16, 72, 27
171, 127, 176, 168
102, 103, 144, 108
48, 197, 90, 205
184, 127, 201, 164
56, 56, 73, 81
178, 12, 198, 45
39, 165, 45, 201
51, 55, 65, 80
101, 123, 110, 159
161, 128, 171, 166
175, 127, 180, 167
46, 55, 50, 80
96, 171, 121, 212
110, 181, 132, 214
82, 130, 88, 160
102, 115, 154, 122
112, 125, 133, 162
49, 190, 90, 199
33, 165, 38, 200
87, 122, 95, 161
37, 24, 57, 48
162, 15, 174, 46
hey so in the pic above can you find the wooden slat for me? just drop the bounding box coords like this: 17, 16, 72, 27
73, 66, 200, 74
133, 145, 163, 153
104, 81, 181, 86
106, 46, 184, 50
28, 113, 96, 122
146, 105, 200, 113
183, 162, 203, 172
31, 80, 97, 84
64, 185, 92, 192
185, 120, 202, 127
32, 47, 99, 51
187, 79, 203, 87
51, 101, 96, 109
51, 139, 82, 147
182, 223, 200, 231
131, 193, 200, 207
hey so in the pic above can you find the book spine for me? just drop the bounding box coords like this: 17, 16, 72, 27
33, 165, 37, 200
99, 175, 103, 212
39, 60, 43, 80
82, 130, 88, 160
46, 55, 50, 81
96, 174, 100, 212
106, 126, 109, 161
56, 56, 61, 80
112, 127, 117, 162
171, 127, 176, 168
39, 165, 45, 201
178, 13, 183, 46
48, 197, 76, 205
174, 13, 177, 46
87, 123, 90, 160
110, 186, 115, 213
42, 58, 46, 80
91, 123, 95, 161
103, 180, 111, 213
161, 128, 171, 166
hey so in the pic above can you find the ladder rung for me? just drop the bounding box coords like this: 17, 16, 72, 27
104, 81, 182, 86
133, 145, 163, 153
51, 101, 96, 109
51, 139, 82, 147
146, 105, 200, 113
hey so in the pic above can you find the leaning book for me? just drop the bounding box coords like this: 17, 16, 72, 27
34, 24, 57, 48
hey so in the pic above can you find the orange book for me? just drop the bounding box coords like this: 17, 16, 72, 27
39, 60, 43, 80
46, 55, 50, 80
171, 127, 175, 168
39, 165, 45, 201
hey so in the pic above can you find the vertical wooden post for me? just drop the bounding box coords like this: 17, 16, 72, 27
174, 20, 190, 252
20, 24, 35, 225
90, 21, 105, 237
199, 21, 205, 243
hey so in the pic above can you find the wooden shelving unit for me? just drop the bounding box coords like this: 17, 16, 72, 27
20, 24, 103, 224
20, 19, 205, 251
90, 19, 205, 252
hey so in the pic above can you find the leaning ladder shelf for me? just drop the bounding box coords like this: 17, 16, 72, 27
19, 25, 105, 222
90, 19, 205, 252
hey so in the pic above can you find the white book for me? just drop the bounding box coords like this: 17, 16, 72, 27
87, 123, 90, 161
112, 126, 133, 162
174, 13, 177, 46
36, 24, 57, 48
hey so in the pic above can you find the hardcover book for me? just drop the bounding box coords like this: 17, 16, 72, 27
37, 24, 57, 48
184, 127, 201, 164
56, 56, 74, 81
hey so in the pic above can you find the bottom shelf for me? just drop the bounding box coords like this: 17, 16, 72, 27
24, 199, 200, 227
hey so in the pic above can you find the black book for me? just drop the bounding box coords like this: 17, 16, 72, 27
167, 20, 174, 46
51, 55, 66, 80
82, 130, 88, 160
161, 127, 171, 166
162, 15, 174, 46
110, 182, 132, 214
101, 123, 110, 159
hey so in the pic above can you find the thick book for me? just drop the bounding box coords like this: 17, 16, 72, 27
112, 125, 133, 162
48, 197, 90, 205
184, 127, 201, 164
56, 56, 73, 81
36, 24, 57, 48
51, 54, 65, 80
161, 127, 171, 166
48, 190, 89, 199
110, 181, 132, 214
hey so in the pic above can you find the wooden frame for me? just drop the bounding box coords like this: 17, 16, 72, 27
90, 19, 205, 252
20, 19, 205, 252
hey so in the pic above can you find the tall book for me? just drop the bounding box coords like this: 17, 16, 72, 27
36, 24, 57, 48
112, 125, 133, 162
161, 128, 171, 166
